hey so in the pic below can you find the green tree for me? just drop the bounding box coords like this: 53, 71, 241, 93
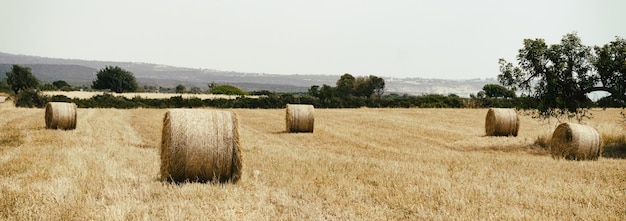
308, 85, 320, 98
336, 73, 355, 97
498, 32, 596, 119
593, 36, 626, 105
354, 75, 386, 98
175, 84, 186, 93
92, 66, 138, 93
5, 64, 39, 95
318, 84, 335, 100
209, 84, 247, 95
52, 80, 71, 90
354, 76, 372, 97
370, 75, 385, 98
481, 84, 515, 98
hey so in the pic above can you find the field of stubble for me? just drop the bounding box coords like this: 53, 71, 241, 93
1, 102, 625, 220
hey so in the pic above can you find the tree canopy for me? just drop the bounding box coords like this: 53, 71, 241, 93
175, 85, 186, 93
209, 84, 247, 95
481, 84, 515, 99
498, 32, 625, 120
92, 66, 138, 93
52, 80, 71, 90
5, 64, 39, 95
334, 73, 385, 98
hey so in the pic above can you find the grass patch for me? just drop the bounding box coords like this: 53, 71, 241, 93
601, 134, 626, 159
533, 135, 550, 149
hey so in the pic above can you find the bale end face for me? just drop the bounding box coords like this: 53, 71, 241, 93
286, 104, 315, 133
160, 109, 242, 183
45, 102, 77, 130
485, 108, 519, 137
550, 123, 602, 161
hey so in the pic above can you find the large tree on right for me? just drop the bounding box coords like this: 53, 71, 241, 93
498, 32, 625, 120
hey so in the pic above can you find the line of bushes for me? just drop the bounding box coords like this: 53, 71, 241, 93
26, 93, 468, 109
16, 90, 548, 109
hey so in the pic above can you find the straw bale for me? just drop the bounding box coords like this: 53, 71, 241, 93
485, 108, 519, 136
550, 123, 602, 160
160, 109, 242, 183
286, 104, 314, 133
45, 102, 77, 130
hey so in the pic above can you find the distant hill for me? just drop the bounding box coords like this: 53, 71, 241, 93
0, 52, 498, 96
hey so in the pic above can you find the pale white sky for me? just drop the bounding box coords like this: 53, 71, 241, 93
1, 0, 624, 79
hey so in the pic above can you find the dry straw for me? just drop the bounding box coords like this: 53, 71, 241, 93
550, 123, 602, 160
286, 104, 314, 133
45, 102, 77, 130
160, 109, 242, 183
485, 108, 519, 136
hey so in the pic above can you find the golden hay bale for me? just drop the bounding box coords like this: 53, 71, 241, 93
550, 123, 602, 160
285, 104, 314, 133
45, 102, 77, 130
485, 108, 519, 136
160, 109, 242, 183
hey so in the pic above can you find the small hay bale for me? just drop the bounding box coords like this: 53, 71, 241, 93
160, 109, 242, 183
45, 102, 77, 130
285, 104, 314, 133
550, 123, 602, 160
485, 108, 519, 136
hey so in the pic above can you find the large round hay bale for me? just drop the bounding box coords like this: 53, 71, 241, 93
285, 104, 314, 133
45, 102, 77, 130
550, 123, 602, 160
160, 109, 242, 183
485, 108, 519, 136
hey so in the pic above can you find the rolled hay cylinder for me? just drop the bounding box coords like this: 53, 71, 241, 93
550, 123, 602, 160
45, 102, 77, 130
285, 104, 314, 133
160, 109, 242, 183
485, 108, 519, 136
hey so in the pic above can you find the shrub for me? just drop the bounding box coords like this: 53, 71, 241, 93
210, 85, 248, 96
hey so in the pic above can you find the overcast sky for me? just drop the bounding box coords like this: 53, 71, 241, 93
1, 0, 624, 79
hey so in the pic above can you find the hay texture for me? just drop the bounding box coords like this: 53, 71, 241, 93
286, 104, 314, 133
485, 108, 519, 136
550, 123, 602, 160
160, 109, 242, 183
45, 102, 77, 130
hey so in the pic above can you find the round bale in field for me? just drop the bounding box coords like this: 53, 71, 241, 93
286, 104, 314, 133
45, 102, 77, 130
485, 108, 519, 136
160, 109, 242, 183
550, 123, 602, 160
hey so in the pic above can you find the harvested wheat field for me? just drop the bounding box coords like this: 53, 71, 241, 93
1, 103, 625, 220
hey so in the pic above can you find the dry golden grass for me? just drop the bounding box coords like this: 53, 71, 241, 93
1, 104, 625, 220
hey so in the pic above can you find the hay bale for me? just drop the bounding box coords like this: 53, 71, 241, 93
485, 108, 519, 136
160, 109, 242, 183
286, 104, 314, 133
550, 123, 602, 160
45, 102, 77, 130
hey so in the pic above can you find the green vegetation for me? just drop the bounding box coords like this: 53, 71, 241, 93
498, 32, 625, 120
5, 64, 39, 95
479, 84, 515, 99
175, 84, 186, 93
92, 66, 138, 93
209, 84, 248, 95
52, 80, 72, 91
